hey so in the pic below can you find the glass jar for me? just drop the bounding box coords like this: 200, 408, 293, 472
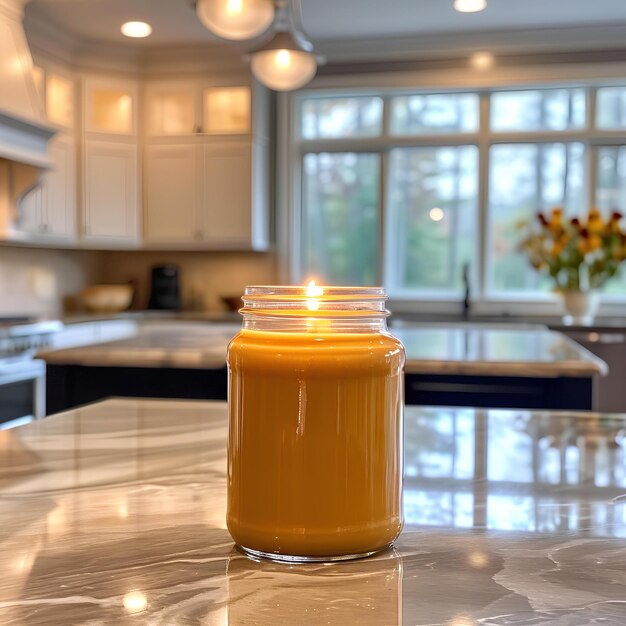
227, 285, 405, 562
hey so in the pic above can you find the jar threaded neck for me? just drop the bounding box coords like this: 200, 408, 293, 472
240, 285, 389, 332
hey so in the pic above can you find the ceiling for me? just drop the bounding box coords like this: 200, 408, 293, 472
25, 0, 626, 49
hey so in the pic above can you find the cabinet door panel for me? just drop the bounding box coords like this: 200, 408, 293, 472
18, 185, 43, 235
45, 135, 76, 238
144, 144, 199, 243
84, 141, 137, 240
202, 141, 251, 245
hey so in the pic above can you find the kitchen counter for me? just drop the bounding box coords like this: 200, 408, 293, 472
39, 321, 240, 369
40, 321, 606, 377
394, 325, 607, 377
1, 398, 625, 625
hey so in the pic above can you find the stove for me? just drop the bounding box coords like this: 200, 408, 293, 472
0, 317, 63, 361
0, 317, 63, 428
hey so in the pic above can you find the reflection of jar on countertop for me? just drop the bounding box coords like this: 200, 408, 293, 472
225, 549, 403, 625
227, 285, 405, 562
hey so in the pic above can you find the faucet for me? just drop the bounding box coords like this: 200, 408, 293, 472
462, 263, 471, 319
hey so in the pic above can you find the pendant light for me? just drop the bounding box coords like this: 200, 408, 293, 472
249, 1, 319, 91
196, 0, 275, 41
250, 30, 317, 91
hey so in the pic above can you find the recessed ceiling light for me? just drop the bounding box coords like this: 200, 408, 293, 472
454, 0, 487, 13
121, 21, 152, 38
470, 51, 494, 69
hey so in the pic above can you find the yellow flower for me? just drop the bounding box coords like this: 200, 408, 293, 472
577, 236, 594, 256
587, 207, 604, 234
588, 234, 602, 251
548, 207, 563, 233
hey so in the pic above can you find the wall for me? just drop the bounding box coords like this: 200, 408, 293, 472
98, 250, 278, 311
0, 246, 101, 317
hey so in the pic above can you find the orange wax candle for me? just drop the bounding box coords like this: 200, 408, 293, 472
227, 284, 405, 562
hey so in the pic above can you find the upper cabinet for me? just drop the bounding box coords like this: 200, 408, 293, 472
12, 61, 271, 252
47, 73, 75, 129
81, 77, 140, 246
82, 140, 139, 243
18, 138, 77, 243
144, 81, 198, 136
84, 77, 138, 136
203, 86, 250, 134
17, 65, 77, 243
144, 82, 252, 137
143, 80, 270, 250
144, 143, 202, 243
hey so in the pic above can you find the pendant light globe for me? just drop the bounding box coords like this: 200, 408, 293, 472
196, 0, 275, 40
250, 30, 317, 91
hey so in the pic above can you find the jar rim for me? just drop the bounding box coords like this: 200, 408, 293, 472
240, 285, 389, 324
243, 285, 387, 301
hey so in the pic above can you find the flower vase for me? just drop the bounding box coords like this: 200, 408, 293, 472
560, 290, 599, 326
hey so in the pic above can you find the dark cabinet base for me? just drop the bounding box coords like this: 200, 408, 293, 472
46, 365, 594, 415
47, 365, 227, 414
404, 373, 594, 411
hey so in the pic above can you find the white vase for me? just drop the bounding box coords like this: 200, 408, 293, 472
560, 290, 599, 326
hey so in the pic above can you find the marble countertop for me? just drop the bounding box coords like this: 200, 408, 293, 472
1, 398, 625, 625
39, 321, 607, 378
39, 322, 240, 369
393, 325, 607, 377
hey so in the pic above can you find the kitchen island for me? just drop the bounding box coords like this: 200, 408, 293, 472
0, 398, 625, 624
40, 321, 607, 413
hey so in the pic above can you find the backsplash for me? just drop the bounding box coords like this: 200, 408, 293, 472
0, 246, 101, 317
98, 250, 278, 311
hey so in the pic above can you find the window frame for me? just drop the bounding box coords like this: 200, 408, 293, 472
278, 78, 626, 316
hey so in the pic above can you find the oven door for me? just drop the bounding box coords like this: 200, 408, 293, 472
0, 359, 46, 429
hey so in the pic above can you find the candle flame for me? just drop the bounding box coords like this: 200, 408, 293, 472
305, 280, 323, 311
306, 280, 324, 297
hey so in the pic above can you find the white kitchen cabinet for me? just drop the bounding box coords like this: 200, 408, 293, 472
203, 86, 250, 134
83, 140, 138, 243
45, 135, 77, 238
202, 140, 253, 247
18, 134, 76, 242
143, 82, 198, 136
143, 138, 268, 250
18, 184, 43, 235
144, 143, 202, 244
142, 80, 270, 250
84, 77, 137, 136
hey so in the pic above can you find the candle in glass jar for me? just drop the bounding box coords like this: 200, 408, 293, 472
227, 284, 405, 562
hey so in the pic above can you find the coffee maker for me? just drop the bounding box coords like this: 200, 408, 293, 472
147, 265, 181, 310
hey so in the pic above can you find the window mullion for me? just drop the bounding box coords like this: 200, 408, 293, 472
477, 91, 491, 302
587, 87, 599, 212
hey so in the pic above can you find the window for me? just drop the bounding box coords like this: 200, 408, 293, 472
303, 152, 380, 285
291, 86, 626, 305
488, 142, 585, 293
386, 146, 478, 295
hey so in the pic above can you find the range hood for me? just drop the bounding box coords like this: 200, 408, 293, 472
0, 0, 55, 238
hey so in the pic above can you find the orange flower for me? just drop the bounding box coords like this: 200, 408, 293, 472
548, 207, 563, 233
589, 234, 602, 251
587, 207, 604, 234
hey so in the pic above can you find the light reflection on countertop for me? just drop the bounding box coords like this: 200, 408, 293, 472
0, 399, 624, 625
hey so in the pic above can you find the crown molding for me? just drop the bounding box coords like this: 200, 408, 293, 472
23, 8, 626, 78
314, 23, 626, 63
